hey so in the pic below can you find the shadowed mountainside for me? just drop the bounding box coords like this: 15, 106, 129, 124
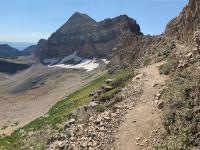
0, 44, 21, 58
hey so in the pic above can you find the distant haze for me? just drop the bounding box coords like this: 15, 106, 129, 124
0, 41, 35, 51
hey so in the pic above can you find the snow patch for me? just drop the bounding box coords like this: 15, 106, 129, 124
101, 59, 110, 64
49, 59, 99, 72
45, 52, 109, 72
59, 51, 82, 64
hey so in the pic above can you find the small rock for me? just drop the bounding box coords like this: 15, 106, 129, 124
105, 79, 114, 85
152, 83, 158, 87
136, 137, 141, 141
81, 141, 88, 148
186, 52, 193, 58
103, 85, 113, 92
155, 100, 164, 109
155, 93, 161, 100
97, 89, 102, 95
132, 73, 143, 82
89, 92, 95, 97
88, 101, 97, 107
111, 113, 117, 117
139, 144, 144, 146
68, 118, 75, 124
104, 116, 111, 121
99, 126, 105, 131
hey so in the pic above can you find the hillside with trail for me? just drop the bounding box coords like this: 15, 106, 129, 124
1, 0, 200, 149
45, 62, 168, 150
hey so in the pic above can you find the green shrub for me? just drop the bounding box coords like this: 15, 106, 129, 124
143, 57, 151, 66
95, 105, 105, 112
159, 60, 177, 75
98, 88, 121, 102
111, 69, 134, 88
155, 43, 175, 59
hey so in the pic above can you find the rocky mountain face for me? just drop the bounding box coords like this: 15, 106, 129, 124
108, 33, 168, 72
0, 44, 21, 58
36, 12, 142, 59
165, 0, 200, 42
110, 34, 154, 67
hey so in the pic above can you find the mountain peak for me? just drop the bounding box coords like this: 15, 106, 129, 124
71, 11, 88, 18
68, 11, 96, 24
57, 12, 96, 34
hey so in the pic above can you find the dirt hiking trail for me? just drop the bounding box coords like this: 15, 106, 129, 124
115, 62, 169, 150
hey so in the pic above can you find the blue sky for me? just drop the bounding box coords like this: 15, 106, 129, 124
0, 0, 188, 43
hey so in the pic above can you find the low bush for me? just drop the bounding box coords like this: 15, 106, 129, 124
98, 88, 121, 102
159, 59, 177, 75
111, 69, 134, 88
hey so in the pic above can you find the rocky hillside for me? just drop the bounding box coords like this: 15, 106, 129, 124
109, 0, 200, 70
21, 45, 36, 56
0, 44, 21, 58
36, 12, 142, 59
165, 0, 200, 42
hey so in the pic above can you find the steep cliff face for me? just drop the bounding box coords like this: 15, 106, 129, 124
37, 12, 142, 59
165, 0, 200, 42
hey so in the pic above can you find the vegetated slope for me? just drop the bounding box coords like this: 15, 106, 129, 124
156, 55, 200, 149
35, 12, 142, 60
152, 0, 200, 149
0, 67, 134, 149
0, 62, 106, 141
0, 44, 21, 58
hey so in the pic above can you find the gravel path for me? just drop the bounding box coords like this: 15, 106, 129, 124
115, 62, 168, 150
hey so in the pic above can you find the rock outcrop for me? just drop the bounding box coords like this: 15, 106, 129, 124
36, 12, 142, 59
165, 0, 200, 42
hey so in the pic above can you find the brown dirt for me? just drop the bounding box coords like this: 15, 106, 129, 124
115, 62, 168, 150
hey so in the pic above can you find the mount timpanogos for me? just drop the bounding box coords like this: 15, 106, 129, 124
35, 12, 142, 60
35, 0, 200, 64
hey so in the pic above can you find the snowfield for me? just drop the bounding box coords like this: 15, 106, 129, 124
49, 59, 100, 72
44, 52, 109, 72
